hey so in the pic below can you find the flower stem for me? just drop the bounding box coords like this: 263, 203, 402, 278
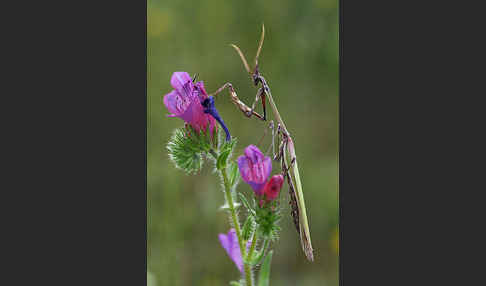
221, 165, 253, 286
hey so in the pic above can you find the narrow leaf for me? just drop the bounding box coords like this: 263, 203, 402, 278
216, 149, 231, 170
221, 137, 237, 154
228, 162, 240, 187
257, 250, 273, 286
238, 193, 255, 216
241, 215, 255, 241
250, 239, 269, 266
249, 250, 264, 266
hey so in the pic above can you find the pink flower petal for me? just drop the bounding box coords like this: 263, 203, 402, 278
170, 72, 192, 92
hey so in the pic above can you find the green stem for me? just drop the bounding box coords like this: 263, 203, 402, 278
221, 164, 253, 286
244, 262, 252, 286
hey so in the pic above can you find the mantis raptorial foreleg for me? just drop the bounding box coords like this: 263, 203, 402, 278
210, 83, 265, 120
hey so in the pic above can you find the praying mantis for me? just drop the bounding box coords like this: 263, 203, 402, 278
210, 25, 314, 262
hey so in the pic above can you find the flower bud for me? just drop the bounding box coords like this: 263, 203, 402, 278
263, 174, 284, 201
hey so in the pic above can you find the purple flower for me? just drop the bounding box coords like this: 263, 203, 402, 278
163, 72, 216, 134
218, 229, 244, 273
237, 145, 272, 196
218, 229, 252, 273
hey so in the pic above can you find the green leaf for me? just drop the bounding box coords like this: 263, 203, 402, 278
249, 249, 264, 266
249, 240, 269, 266
238, 193, 255, 216
229, 281, 242, 286
242, 215, 255, 241
217, 149, 231, 170
257, 250, 273, 286
221, 137, 237, 154
228, 162, 240, 187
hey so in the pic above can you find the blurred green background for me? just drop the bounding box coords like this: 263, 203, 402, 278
147, 0, 338, 285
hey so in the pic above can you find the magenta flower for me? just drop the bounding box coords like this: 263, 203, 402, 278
263, 174, 284, 201
163, 72, 216, 134
237, 145, 272, 196
218, 228, 244, 273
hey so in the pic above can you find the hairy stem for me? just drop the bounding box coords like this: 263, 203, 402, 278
221, 165, 253, 286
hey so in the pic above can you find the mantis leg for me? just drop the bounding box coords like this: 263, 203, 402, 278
210, 83, 265, 120
209, 82, 233, 97
248, 87, 266, 121
257, 120, 276, 157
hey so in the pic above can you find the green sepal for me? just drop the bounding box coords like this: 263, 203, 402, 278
254, 206, 281, 241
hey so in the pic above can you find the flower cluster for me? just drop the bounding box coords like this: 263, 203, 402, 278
165, 72, 283, 284
217, 145, 284, 274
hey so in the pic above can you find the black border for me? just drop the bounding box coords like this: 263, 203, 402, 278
339, 0, 478, 285
11, 1, 148, 284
